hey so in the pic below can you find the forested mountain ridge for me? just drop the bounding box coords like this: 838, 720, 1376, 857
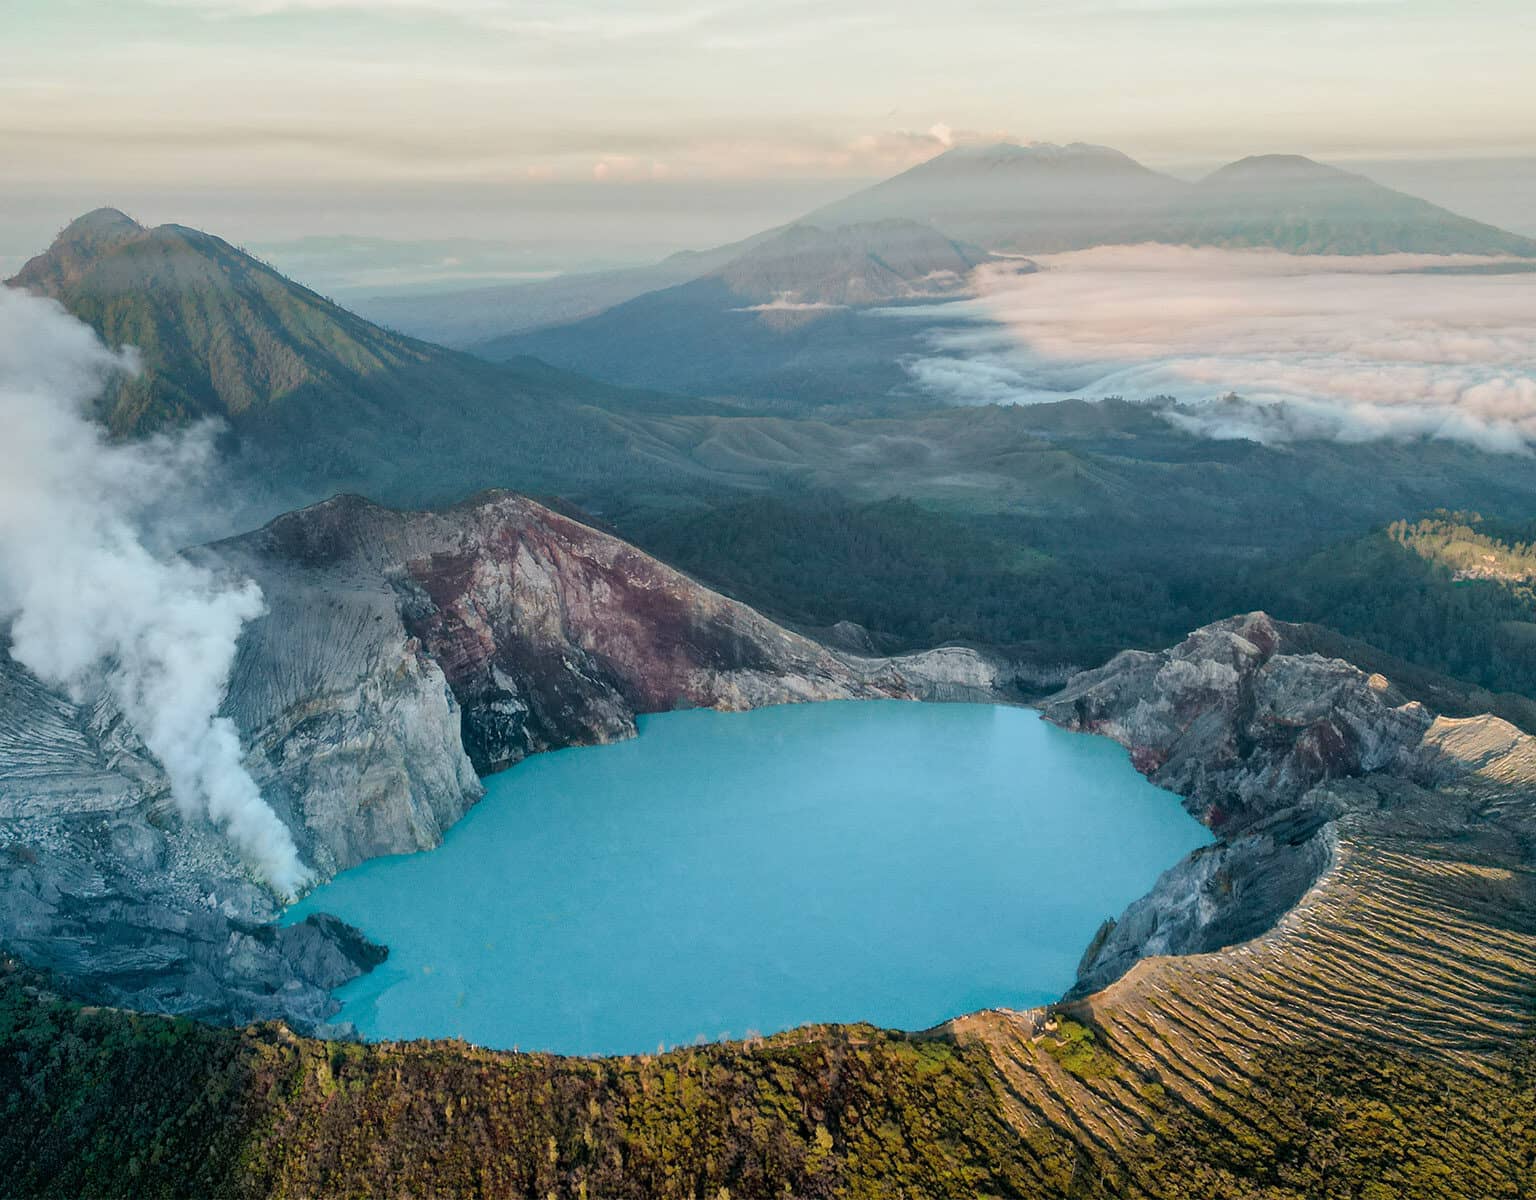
1144, 154, 1536, 256
620, 492, 1536, 732
707, 219, 991, 309
4, 210, 710, 510
9, 208, 453, 435
475, 218, 996, 400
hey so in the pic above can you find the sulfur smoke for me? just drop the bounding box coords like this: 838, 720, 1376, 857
0, 287, 310, 895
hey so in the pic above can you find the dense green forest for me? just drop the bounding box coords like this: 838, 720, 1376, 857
622, 498, 1536, 709
1253, 514, 1536, 697
621, 494, 1234, 663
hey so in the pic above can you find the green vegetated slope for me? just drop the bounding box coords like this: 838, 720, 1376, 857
1391, 512, 1536, 585
620, 494, 1213, 663
603, 399, 1536, 536
4, 210, 700, 510
9, 208, 451, 436
5, 958, 1533, 1199
1254, 514, 1536, 701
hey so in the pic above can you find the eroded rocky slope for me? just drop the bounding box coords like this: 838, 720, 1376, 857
1033, 611, 1536, 995
1038, 611, 1433, 992
925, 610, 1536, 1193
0, 492, 1012, 1031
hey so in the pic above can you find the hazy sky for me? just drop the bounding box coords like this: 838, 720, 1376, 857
5, 1, 1535, 261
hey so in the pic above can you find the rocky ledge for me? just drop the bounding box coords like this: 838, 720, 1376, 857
0, 492, 1016, 1030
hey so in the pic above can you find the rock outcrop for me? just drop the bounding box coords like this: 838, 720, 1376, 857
1041, 612, 1433, 829
1039, 611, 1536, 995
0, 491, 1011, 1030
0, 654, 387, 1032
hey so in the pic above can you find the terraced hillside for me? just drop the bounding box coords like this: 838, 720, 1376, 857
4, 614, 1535, 1197
958, 789, 1536, 1195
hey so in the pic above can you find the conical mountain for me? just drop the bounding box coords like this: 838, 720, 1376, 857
806, 142, 1189, 252
9, 208, 492, 436
1150, 154, 1536, 255
5, 210, 692, 508
803, 142, 1536, 257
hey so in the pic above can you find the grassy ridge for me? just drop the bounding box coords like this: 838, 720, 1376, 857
4, 958, 1532, 1199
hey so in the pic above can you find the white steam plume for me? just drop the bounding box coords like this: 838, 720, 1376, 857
0, 287, 310, 895
892, 246, 1536, 453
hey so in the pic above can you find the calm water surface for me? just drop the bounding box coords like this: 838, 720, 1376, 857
287, 701, 1210, 1055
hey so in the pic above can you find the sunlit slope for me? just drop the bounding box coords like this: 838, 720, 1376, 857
10, 208, 466, 434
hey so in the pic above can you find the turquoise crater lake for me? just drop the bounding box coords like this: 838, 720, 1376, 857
287, 701, 1211, 1056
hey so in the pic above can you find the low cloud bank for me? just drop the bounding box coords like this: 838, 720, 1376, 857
732, 296, 848, 313
897, 246, 1536, 452
0, 288, 309, 894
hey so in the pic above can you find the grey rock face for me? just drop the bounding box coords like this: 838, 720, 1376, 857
1040, 612, 1432, 829
0, 661, 387, 1031
1070, 799, 1340, 996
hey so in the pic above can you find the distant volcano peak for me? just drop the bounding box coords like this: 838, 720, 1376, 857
931, 140, 1152, 172
1205, 154, 1350, 184
60, 206, 145, 238
15, 207, 149, 291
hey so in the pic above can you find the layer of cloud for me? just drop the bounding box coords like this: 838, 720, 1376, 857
731, 297, 847, 313
895, 246, 1536, 452
0, 288, 309, 894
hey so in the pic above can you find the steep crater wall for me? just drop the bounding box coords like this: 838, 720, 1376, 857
0, 492, 1016, 1031
5, 497, 1520, 1042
